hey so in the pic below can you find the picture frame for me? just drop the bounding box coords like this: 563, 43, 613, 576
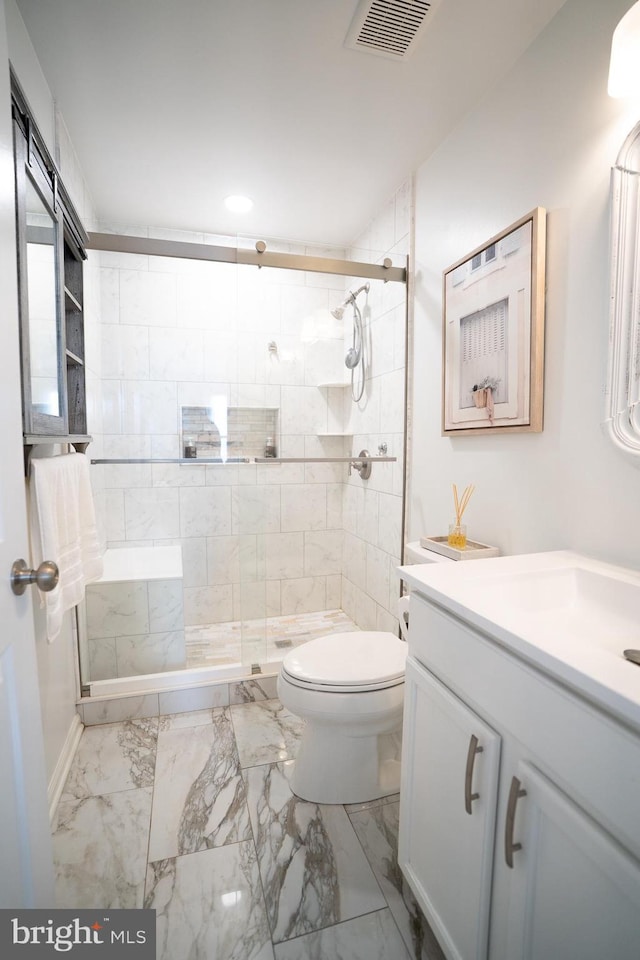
442, 207, 546, 435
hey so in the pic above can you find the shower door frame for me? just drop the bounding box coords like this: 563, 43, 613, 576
82, 232, 408, 700
86, 232, 407, 285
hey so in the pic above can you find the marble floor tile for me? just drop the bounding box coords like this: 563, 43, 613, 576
230, 676, 279, 703
62, 718, 158, 800
273, 909, 411, 960
344, 792, 400, 815
54, 688, 429, 959
149, 708, 251, 861
53, 787, 152, 908
348, 801, 445, 960
230, 698, 304, 768
145, 841, 274, 960
158, 707, 218, 731
244, 761, 387, 944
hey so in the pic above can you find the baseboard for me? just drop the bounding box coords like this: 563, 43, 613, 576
48, 712, 83, 823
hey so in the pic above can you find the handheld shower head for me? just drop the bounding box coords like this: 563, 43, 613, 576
329, 283, 370, 400
345, 347, 360, 368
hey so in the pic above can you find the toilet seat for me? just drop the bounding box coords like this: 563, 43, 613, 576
281, 631, 407, 693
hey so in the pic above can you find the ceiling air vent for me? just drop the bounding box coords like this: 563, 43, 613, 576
345, 0, 441, 61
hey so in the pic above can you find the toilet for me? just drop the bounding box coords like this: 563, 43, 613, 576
278, 544, 446, 804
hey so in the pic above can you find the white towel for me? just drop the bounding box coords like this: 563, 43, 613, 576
30, 452, 103, 643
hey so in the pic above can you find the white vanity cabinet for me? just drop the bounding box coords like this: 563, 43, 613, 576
399, 592, 640, 960
400, 658, 501, 960
499, 759, 640, 960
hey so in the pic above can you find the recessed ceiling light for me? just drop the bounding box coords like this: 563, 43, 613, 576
225, 194, 253, 213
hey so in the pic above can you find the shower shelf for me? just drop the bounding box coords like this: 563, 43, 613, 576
316, 381, 350, 388
316, 431, 353, 437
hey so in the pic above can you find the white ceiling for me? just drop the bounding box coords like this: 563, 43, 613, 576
15, 0, 567, 246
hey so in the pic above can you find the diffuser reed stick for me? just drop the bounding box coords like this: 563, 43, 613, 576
449, 483, 475, 548
453, 483, 475, 524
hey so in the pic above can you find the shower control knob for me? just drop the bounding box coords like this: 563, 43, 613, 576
349, 450, 372, 480
10, 558, 59, 596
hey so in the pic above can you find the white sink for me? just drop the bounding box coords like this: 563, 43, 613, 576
399, 551, 640, 731
450, 563, 640, 656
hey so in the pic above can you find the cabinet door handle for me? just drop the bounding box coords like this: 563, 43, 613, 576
464, 734, 484, 814
505, 775, 527, 868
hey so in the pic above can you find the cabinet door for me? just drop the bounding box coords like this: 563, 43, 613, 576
13, 123, 67, 435
502, 762, 640, 960
399, 656, 501, 960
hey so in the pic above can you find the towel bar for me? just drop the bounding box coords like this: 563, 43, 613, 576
24, 435, 92, 475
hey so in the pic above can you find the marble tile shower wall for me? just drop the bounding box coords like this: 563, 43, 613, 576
341, 178, 411, 632
92, 237, 356, 629
89, 176, 411, 647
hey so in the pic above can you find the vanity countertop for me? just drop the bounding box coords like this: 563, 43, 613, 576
399, 550, 640, 733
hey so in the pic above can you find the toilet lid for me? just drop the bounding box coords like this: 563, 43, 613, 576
282, 631, 407, 688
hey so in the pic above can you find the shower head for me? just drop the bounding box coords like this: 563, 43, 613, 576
330, 282, 370, 321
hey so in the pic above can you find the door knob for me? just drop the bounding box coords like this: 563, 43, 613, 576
10, 558, 59, 596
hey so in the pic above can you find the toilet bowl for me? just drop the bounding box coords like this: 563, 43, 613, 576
278, 546, 448, 804
278, 629, 407, 804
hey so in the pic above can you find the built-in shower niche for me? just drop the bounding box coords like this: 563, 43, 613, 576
181, 405, 279, 460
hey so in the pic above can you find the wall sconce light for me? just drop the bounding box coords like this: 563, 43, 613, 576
609, 2, 640, 98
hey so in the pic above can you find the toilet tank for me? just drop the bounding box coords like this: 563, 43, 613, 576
398, 543, 452, 641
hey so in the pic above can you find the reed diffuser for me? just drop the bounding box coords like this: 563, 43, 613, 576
448, 483, 475, 549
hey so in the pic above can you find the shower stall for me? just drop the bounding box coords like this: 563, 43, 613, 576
80, 216, 409, 701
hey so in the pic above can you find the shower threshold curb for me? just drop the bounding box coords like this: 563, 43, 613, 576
78, 663, 281, 725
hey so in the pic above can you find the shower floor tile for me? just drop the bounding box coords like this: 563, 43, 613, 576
54, 697, 441, 959
184, 607, 358, 669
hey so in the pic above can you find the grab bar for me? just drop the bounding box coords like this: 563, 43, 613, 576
90, 457, 252, 464
91, 456, 397, 465
255, 456, 397, 463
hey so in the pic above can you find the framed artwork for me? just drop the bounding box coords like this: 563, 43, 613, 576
442, 207, 546, 435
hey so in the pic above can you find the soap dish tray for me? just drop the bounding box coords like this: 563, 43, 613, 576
420, 536, 500, 562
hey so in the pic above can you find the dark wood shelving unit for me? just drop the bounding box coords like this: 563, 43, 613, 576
11, 70, 91, 458
63, 239, 87, 437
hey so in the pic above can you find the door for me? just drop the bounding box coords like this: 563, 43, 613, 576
502, 762, 640, 960
399, 657, 501, 960
0, 2, 55, 907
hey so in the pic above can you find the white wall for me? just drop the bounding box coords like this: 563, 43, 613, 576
4, 0, 53, 151
5, 0, 100, 790
410, 0, 640, 570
